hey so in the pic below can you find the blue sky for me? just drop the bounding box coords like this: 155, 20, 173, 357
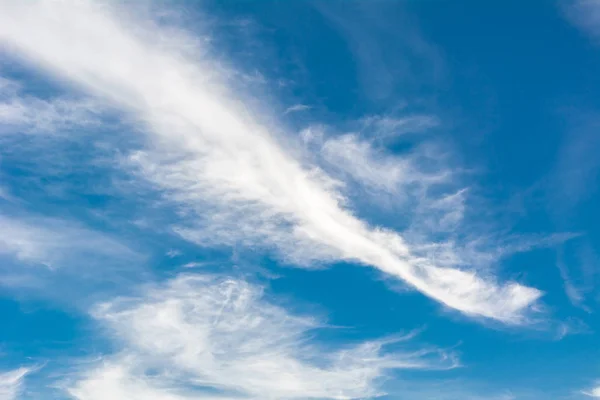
0, 0, 600, 399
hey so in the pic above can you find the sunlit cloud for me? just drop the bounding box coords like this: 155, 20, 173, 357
583, 384, 600, 398
0, 367, 30, 400
66, 274, 458, 400
0, 0, 546, 324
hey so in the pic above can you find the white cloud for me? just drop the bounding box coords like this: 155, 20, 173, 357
284, 104, 311, 114
68, 362, 241, 400
557, 250, 585, 308
67, 274, 457, 400
321, 132, 413, 192
545, 111, 600, 307
388, 379, 519, 400
583, 384, 600, 397
0, 367, 30, 400
165, 249, 181, 258
0, 0, 544, 323
558, 240, 600, 310
361, 114, 439, 137
0, 214, 137, 270
0, 77, 100, 134
311, 131, 447, 195
0, 212, 147, 301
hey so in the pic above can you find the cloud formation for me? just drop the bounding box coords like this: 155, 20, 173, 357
361, 115, 440, 137
566, 0, 600, 40
0, 214, 136, 270
583, 384, 600, 398
0, 0, 543, 323
313, 1, 444, 101
67, 274, 457, 400
0, 367, 30, 400
284, 104, 311, 114
0, 77, 100, 134
301, 127, 448, 196
0, 212, 144, 302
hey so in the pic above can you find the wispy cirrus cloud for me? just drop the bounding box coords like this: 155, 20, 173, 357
313, 1, 444, 102
301, 126, 449, 197
388, 379, 521, 400
557, 2, 600, 310
0, 77, 100, 134
0, 367, 30, 400
66, 274, 457, 400
556, 239, 599, 310
566, 0, 600, 40
0, 185, 13, 202
321, 132, 420, 193
0, 0, 545, 324
361, 114, 440, 138
0, 214, 137, 270
0, 212, 144, 302
284, 104, 311, 114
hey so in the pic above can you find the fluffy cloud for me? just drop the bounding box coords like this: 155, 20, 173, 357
0, 0, 543, 323
67, 274, 457, 400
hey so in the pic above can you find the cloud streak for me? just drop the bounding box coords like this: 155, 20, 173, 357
314, 1, 444, 102
361, 114, 440, 137
0, 77, 100, 134
566, 0, 600, 40
0, 214, 137, 270
583, 384, 600, 398
0, 212, 144, 303
0, 367, 30, 400
67, 274, 457, 400
0, 0, 542, 323
284, 104, 311, 114
301, 127, 448, 197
